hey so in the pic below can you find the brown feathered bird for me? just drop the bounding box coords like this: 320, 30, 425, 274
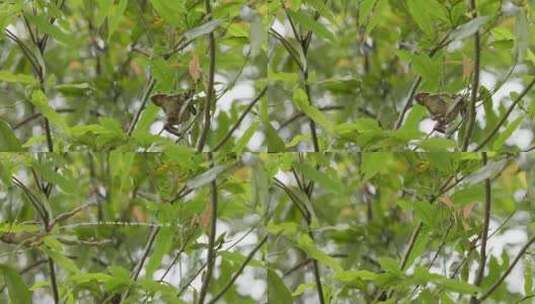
415, 92, 465, 133
151, 91, 197, 136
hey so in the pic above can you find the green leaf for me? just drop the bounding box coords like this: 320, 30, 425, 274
145, 227, 174, 279
411, 54, 441, 91
232, 121, 259, 153
150, 0, 185, 27
292, 88, 335, 133
0, 71, 36, 85
335, 270, 378, 282
464, 159, 508, 185
525, 257, 533, 296
184, 19, 222, 40
361, 152, 392, 178
186, 165, 227, 189
25, 13, 74, 45
0, 120, 23, 151
264, 122, 286, 152
413, 201, 435, 227
304, 0, 336, 24
287, 10, 334, 42
55, 83, 94, 96
297, 234, 342, 272
267, 269, 293, 304
406, 0, 435, 36
107, 0, 128, 41
437, 278, 479, 294
491, 116, 523, 150
30, 90, 69, 132
32, 162, 76, 194
132, 103, 159, 137
0, 264, 32, 304
296, 163, 344, 193
450, 16, 490, 41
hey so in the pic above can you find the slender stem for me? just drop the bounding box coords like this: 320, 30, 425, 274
196, 0, 217, 152
470, 152, 491, 304
475, 77, 535, 151
197, 154, 218, 304
462, 0, 481, 151
119, 226, 161, 303
127, 77, 156, 136
47, 258, 59, 303
207, 235, 268, 304
394, 34, 450, 130
213, 86, 267, 151
478, 235, 535, 302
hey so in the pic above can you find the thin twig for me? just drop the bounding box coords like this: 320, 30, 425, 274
394, 35, 451, 130
127, 77, 156, 136
207, 235, 269, 304
196, 0, 217, 152
278, 105, 344, 131
477, 235, 535, 302
119, 226, 161, 303
197, 153, 218, 304
462, 0, 482, 151
474, 77, 535, 151
213, 86, 267, 151
470, 152, 491, 304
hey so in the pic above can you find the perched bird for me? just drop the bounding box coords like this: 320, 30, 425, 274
415, 92, 465, 133
151, 91, 197, 136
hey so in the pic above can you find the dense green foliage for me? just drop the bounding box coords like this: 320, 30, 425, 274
1, 1, 535, 304
0, 152, 534, 303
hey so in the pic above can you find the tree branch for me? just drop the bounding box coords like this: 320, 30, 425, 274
470, 152, 491, 304
474, 77, 535, 151
127, 77, 156, 136
196, 0, 217, 152
462, 0, 482, 151
207, 235, 268, 304
477, 235, 535, 302
213, 86, 267, 151
198, 153, 218, 304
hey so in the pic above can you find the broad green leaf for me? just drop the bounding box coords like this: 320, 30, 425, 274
292, 88, 335, 133
525, 257, 533, 296
264, 122, 286, 152
25, 13, 74, 45
232, 121, 259, 153
184, 19, 222, 40
186, 165, 227, 189
304, 0, 336, 24
268, 269, 293, 304
515, 9, 529, 61
361, 152, 393, 178
450, 16, 490, 41
287, 10, 334, 42
55, 83, 94, 96
0, 120, 23, 151
407, 0, 435, 36
0, 264, 32, 304
296, 163, 344, 193
145, 227, 173, 279
132, 103, 159, 137
335, 270, 378, 282
491, 116, 523, 150
297, 234, 342, 272
0, 71, 36, 85
411, 54, 441, 91
32, 162, 76, 194
151, 0, 185, 27
464, 159, 508, 185
107, 0, 128, 41
30, 90, 69, 132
